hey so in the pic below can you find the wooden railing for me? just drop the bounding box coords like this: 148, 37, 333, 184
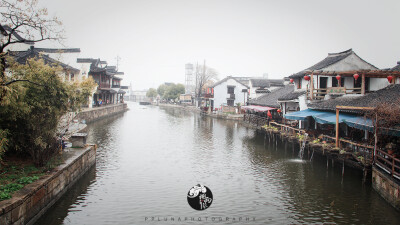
99, 83, 110, 89
269, 121, 305, 135
320, 135, 374, 162
375, 149, 400, 180
266, 121, 374, 161
307, 87, 362, 100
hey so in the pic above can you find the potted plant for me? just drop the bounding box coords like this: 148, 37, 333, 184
386, 143, 395, 155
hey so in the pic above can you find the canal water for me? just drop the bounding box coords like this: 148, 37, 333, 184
36, 103, 400, 224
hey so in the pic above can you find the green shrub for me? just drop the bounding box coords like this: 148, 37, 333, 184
312, 139, 321, 144
17, 176, 39, 185
0, 192, 12, 201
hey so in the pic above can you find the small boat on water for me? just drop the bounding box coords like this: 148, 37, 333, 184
139, 101, 151, 105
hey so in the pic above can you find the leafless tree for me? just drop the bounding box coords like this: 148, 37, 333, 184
364, 98, 400, 148
194, 62, 218, 106
0, 0, 64, 100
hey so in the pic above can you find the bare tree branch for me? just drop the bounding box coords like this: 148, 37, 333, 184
2, 79, 46, 87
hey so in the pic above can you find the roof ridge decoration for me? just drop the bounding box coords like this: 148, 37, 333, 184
327, 48, 353, 56
35, 48, 81, 53
249, 85, 294, 107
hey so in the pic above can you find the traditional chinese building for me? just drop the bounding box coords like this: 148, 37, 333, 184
77, 58, 124, 107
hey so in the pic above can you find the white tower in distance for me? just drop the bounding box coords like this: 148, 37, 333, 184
185, 63, 194, 94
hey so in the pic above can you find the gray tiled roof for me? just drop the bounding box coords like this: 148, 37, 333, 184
289, 49, 377, 78
250, 79, 270, 88
211, 76, 249, 88
278, 90, 306, 101
289, 49, 353, 78
308, 84, 400, 112
35, 48, 80, 53
250, 78, 284, 88
249, 85, 295, 108
391, 62, 400, 71
9, 47, 79, 72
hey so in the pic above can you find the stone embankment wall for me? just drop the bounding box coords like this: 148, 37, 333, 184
372, 167, 400, 211
0, 145, 97, 225
77, 103, 127, 123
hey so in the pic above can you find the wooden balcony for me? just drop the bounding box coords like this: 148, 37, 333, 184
99, 83, 110, 89
306, 87, 362, 100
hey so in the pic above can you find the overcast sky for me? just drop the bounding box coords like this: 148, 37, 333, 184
37, 0, 400, 90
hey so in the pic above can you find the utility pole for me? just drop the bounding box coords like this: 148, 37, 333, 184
116, 55, 121, 71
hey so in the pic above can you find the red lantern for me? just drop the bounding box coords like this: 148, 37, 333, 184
267, 110, 272, 118
304, 75, 310, 81
353, 73, 359, 81
387, 75, 393, 83
277, 109, 281, 113
336, 75, 341, 81
290, 79, 294, 83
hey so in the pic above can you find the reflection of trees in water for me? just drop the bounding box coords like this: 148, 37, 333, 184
193, 115, 214, 148
160, 107, 194, 126
85, 114, 123, 175
85, 113, 125, 144
214, 119, 240, 149
160, 107, 193, 118
34, 166, 96, 225
194, 116, 244, 150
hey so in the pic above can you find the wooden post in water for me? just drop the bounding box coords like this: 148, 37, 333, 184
363, 168, 367, 184
342, 160, 345, 177
336, 108, 339, 148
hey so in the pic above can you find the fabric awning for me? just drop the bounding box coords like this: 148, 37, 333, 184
241, 105, 276, 112
285, 109, 370, 125
283, 109, 327, 121
344, 116, 374, 132
345, 117, 400, 137
285, 109, 400, 137
313, 112, 356, 125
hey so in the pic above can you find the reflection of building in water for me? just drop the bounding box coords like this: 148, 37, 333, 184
131, 90, 148, 102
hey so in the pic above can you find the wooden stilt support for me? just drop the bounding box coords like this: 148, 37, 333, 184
342, 160, 345, 177
336, 108, 339, 148
363, 168, 367, 184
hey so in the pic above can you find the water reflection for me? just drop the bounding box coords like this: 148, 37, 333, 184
36, 103, 400, 225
